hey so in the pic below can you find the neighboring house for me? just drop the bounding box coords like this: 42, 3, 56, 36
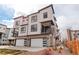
10, 4, 59, 47
67, 29, 79, 40
0, 24, 15, 45
8, 28, 15, 46
0, 24, 7, 45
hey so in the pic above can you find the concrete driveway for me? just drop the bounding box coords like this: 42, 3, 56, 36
0, 46, 47, 51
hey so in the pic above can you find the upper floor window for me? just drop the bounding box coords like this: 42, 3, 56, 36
15, 21, 19, 26
26, 19, 28, 21
22, 20, 25, 22
31, 15, 37, 23
3, 28, 5, 30
0, 27, 1, 29
21, 26, 26, 33
43, 12, 48, 18
31, 24, 37, 32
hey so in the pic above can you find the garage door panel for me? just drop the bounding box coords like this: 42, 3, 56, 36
31, 39, 43, 47
16, 39, 24, 46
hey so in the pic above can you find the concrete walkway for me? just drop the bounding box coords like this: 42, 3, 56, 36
0, 46, 12, 48
0, 46, 47, 51
53, 47, 72, 55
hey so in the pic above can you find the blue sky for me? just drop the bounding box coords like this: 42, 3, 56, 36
54, 4, 79, 29
0, 4, 15, 28
0, 4, 15, 20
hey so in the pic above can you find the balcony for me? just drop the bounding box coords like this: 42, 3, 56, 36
41, 24, 51, 34
13, 29, 18, 37
13, 31, 18, 37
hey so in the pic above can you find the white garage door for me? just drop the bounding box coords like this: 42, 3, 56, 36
16, 39, 24, 46
31, 39, 43, 47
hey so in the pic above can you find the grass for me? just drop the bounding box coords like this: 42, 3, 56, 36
0, 49, 23, 55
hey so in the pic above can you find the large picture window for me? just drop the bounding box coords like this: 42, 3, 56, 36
31, 15, 37, 23
43, 12, 48, 18
20, 26, 26, 33
31, 24, 37, 32
15, 21, 19, 26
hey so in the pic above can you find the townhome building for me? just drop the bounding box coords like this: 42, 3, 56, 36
0, 24, 7, 45
8, 28, 15, 45
13, 4, 59, 47
0, 24, 15, 45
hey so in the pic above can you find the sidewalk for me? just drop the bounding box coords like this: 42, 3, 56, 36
0, 46, 47, 51
53, 47, 72, 55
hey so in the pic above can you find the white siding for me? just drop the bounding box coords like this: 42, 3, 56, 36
31, 39, 43, 47
28, 13, 41, 35
16, 39, 24, 46
28, 6, 55, 35
38, 7, 54, 22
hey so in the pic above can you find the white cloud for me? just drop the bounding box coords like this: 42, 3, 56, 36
0, 0, 52, 17
57, 15, 79, 39
54, 4, 79, 19
0, 20, 14, 28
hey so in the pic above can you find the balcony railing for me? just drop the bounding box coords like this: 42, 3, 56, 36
41, 27, 51, 34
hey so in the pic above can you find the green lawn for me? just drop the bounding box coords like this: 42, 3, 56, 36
0, 49, 23, 55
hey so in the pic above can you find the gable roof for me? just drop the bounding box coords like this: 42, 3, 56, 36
13, 4, 55, 19
38, 4, 55, 13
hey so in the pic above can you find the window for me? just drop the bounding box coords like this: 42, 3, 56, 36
22, 20, 25, 22
41, 25, 50, 34
3, 28, 5, 30
0, 33, 2, 39
24, 39, 27, 46
31, 16, 37, 23
14, 31, 18, 37
31, 24, 37, 32
77, 33, 79, 35
20, 26, 26, 33
15, 21, 19, 26
43, 39, 47, 47
26, 19, 28, 21
43, 12, 48, 18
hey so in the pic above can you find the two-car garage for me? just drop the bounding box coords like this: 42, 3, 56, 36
16, 38, 47, 47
